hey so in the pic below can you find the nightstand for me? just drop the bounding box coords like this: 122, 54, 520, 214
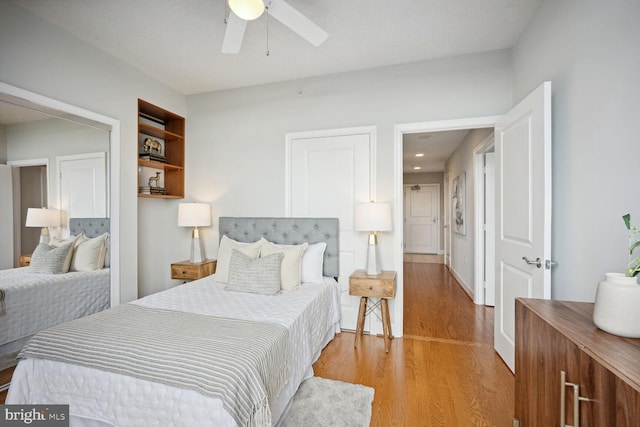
19, 254, 32, 267
349, 270, 397, 352
171, 259, 216, 282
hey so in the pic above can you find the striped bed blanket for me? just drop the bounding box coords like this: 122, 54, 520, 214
19, 304, 289, 427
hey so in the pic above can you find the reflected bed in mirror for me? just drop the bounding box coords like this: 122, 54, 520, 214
0, 218, 111, 371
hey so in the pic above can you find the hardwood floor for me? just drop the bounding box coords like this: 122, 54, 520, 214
313, 263, 514, 426
1, 263, 515, 426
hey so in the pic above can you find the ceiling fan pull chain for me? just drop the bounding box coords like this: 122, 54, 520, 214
265, 6, 270, 56
224, 0, 228, 24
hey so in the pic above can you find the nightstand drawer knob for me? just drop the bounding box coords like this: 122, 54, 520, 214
368, 286, 373, 290
182, 270, 187, 274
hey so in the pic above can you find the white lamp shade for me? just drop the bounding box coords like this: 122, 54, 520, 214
25, 208, 61, 227
228, 0, 265, 20
178, 203, 211, 227
355, 202, 392, 232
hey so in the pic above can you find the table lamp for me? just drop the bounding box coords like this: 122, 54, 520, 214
178, 202, 211, 263
25, 208, 61, 244
355, 201, 392, 275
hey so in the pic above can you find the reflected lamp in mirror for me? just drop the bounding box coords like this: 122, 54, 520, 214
355, 202, 392, 275
177, 203, 211, 263
25, 208, 61, 244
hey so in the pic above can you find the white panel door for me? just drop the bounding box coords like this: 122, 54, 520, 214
58, 153, 107, 226
404, 184, 439, 254
494, 82, 552, 372
0, 164, 14, 269
289, 129, 373, 331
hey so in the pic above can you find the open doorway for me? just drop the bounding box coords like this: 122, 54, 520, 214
392, 116, 500, 337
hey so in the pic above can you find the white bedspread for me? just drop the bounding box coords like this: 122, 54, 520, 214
0, 267, 110, 351
7, 275, 341, 427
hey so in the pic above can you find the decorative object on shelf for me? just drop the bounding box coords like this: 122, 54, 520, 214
148, 172, 161, 188
592, 213, 640, 338
25, 207, 61, 244
178, 203, 211, 263
355, 201, 392, 276
452, 172, 466, 235
143, 138, 162, 155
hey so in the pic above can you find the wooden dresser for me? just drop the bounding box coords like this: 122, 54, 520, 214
515, 298, 640, 426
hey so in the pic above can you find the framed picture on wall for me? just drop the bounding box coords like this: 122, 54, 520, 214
452, 172, 466, 235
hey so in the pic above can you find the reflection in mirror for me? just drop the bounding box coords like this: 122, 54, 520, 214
0, 98, 112, 371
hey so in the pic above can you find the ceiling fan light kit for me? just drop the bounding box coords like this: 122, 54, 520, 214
228, 0, 265, 21
223, 0, 328, 54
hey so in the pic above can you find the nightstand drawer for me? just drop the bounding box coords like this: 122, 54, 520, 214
171, 260, 216, 281
349, 270, 396, 298
19, 254, 32, 267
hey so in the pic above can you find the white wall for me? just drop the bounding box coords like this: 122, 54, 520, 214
6, 118, 109, 213
444, 129, 492, 296
0, 1, 186, 302
512, 0, 640, 301
156, 51, 514, 300
403, 172, 445, 251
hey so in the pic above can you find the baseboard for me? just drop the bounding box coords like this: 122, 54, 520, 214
449, 267, 475, 300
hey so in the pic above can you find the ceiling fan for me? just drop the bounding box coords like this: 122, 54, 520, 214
222, 0, 329, 54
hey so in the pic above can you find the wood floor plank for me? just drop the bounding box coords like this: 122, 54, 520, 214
314, 263, 514, 426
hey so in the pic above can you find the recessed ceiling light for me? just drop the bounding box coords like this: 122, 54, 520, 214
413, 166, 422, 170
415, 153, 424, 157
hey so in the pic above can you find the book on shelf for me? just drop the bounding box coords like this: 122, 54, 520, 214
139, 153, 167, 163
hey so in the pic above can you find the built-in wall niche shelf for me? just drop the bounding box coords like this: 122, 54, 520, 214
137, 99, 184, 199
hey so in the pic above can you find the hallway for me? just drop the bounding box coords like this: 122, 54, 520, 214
313, 262, 514, 426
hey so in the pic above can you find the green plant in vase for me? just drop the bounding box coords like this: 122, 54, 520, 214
623, 214, 640, 277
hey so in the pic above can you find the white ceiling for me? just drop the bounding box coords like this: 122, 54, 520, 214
403, 130, 470, 174
11, 0, 542, 95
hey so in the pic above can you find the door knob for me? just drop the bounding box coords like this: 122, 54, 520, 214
522, 256, 542, 268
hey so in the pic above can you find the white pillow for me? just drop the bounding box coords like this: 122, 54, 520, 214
280, 241, 327, 284
300, 242, 327, 283
215, 235, 263, 283
71, 233, 108, 271
261, 240, 308, 291
48, 235, 82, 273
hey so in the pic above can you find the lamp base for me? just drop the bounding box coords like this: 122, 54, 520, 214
365, 232, 382, 275
190, 227, 205, 263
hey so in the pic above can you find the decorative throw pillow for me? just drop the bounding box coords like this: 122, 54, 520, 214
30, 241, 75, 274
215, 235, 263, 283
47, 234, 81, 272
71, 233, 108, 271
225, 249, 283, 295
261, 240, 308, 291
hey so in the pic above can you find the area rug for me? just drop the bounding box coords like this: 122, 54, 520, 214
280, 376, 374, 427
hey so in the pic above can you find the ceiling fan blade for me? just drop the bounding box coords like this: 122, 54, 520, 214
222, 12, 248, 54
266, 0, 328, 47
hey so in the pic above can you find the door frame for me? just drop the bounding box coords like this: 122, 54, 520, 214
403, 183, 440, 255
473, 135, 495, 305
394, 116, 501, 336
7, 158, 50, 265
0, 82, 121, 307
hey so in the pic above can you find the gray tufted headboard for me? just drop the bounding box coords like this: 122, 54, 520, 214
219, 217, 339, 279
69, 218, 110, 238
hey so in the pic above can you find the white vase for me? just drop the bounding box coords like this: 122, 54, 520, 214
593, 273, 640, 338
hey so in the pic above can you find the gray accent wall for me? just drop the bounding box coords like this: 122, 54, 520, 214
0, 125, 7, 163
512, 0, 640, 302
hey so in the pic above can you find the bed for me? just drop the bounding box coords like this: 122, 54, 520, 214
7, 217, 341, 427
0, 218, 111, 369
